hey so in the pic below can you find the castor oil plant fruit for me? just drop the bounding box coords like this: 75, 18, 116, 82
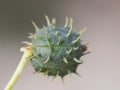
4, 16, 89, 90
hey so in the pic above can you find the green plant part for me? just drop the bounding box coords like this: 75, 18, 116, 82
4, 16, 88, 90
30, 16, 88, 78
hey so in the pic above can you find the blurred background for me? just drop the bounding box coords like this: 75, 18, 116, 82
0, 0, 120, 90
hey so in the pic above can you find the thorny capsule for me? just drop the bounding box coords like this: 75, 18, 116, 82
28, 16, 89, 78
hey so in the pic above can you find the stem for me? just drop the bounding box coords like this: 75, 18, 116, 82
4, 46, 33, 90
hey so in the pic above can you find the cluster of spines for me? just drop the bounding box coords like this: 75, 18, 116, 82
29, 15, 88, 77
30, 16, 87, 46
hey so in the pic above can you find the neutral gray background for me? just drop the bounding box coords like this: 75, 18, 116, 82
0, 0, 120, 90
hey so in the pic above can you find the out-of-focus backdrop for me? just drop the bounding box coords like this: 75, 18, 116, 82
0, 0, 120, 90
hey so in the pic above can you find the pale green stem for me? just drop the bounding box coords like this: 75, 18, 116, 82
4, 46, 32, 90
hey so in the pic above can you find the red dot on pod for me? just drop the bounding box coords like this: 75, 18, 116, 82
81, 46, 87, 52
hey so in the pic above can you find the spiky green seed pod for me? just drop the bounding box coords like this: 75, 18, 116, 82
30, 16, 88, 78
